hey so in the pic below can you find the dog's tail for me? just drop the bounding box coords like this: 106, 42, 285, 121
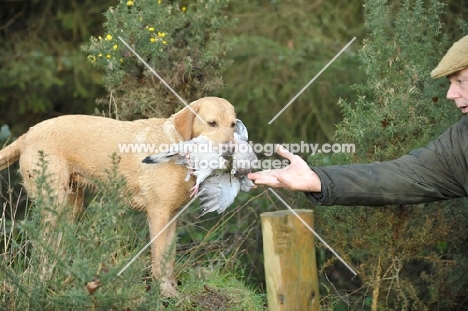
0, 135, 23, 171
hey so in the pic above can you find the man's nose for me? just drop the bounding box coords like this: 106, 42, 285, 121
446, 82, 461, 100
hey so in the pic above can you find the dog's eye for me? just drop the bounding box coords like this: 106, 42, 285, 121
208, 121, 217, 127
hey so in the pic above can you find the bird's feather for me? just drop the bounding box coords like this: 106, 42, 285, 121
199, 174, 240, 216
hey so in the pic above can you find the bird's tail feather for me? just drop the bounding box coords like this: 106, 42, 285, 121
199, 194, 219, 217
142, 151, 177, 164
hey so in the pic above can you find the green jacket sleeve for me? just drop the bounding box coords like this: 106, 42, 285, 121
306, 117, 468, 206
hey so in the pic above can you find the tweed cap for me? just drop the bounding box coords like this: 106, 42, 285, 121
431, 35, 468, 79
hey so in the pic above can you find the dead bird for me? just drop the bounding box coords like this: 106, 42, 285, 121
142, 119, 257, 215
198, 140, 257, 216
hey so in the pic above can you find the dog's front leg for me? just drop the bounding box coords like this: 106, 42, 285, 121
146, 207, 178, 297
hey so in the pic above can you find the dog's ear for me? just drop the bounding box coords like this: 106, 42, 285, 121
172, 101, 201, 141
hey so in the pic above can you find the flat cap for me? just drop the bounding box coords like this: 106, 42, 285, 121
431, 35, 468, 79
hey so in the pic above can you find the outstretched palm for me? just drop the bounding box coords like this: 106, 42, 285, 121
248, 145, 321, 192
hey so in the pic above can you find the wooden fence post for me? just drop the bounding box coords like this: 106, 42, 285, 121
261, 209, 320, 311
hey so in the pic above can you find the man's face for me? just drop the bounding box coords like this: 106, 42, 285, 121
447, 68, 468, 114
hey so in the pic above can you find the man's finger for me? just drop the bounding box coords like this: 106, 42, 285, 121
248, 170, 273, 178
276, 144, 295, 159
247, 173, 280, 186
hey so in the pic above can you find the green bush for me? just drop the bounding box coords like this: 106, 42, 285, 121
0, 153, 264, 310
83, 0, 236, 120
310, 0, 468, 309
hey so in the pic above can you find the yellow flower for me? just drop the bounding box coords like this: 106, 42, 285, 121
113, 44, 118, 51
150, 37, 156, 43
162, 40, 167, 45
148, 27, 155, 32
181, 6, 186, 12
106, 54, 111, 59
87, 55, 96, 63
158, 32, 166, 37
98, 36, 103, 41
127, 1, 133, 6
158, 0, 161, 4
98, 53, 103, 57
120, 58, 124, 63
105, 34, 113, 41
139, 17, 142, 21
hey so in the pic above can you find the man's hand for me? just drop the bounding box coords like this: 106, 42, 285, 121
247, 145, 322, 192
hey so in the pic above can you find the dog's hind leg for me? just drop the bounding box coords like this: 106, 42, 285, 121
19, 153, 76, 280
67, 184, 85, 220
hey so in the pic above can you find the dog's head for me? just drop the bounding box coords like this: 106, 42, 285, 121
172, 97, 238, 144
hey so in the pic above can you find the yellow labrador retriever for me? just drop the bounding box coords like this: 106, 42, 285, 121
0, 96, 238, 296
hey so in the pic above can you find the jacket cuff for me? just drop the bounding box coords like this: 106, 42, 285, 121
304, 167, 335, 205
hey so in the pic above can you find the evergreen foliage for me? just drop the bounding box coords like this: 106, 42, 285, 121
0, 154, 264, 310
83, 0, 236, 120
0, 0, 111, 132
310, 0, 468, 309
336, 0, 460, 161
220, 0, 367, 145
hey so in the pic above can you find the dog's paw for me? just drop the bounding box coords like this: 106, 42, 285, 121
160, 280, 179, 297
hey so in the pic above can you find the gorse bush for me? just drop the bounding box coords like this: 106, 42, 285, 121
335, 0, 460, 161
0, 154, 264, 310
83, 0, 236, 120
2, 154, 155, 310
310, 0, 468, 309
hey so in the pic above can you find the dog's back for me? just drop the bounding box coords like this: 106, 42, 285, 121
1, 114, 170, 173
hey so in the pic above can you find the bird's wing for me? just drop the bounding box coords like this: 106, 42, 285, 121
218, 176, 240, 213
234, 119, 249, 142
199, 174, 240, 216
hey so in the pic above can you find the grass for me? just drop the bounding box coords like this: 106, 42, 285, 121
0, 156, 266, 310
